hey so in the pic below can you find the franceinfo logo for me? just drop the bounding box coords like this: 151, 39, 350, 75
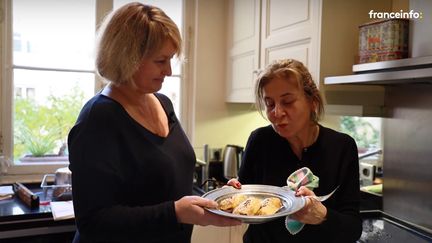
369, 10, 423, 19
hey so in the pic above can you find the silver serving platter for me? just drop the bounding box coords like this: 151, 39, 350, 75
202, 184, 306, 224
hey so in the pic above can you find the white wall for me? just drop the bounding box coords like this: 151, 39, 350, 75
191, 0, 268, 152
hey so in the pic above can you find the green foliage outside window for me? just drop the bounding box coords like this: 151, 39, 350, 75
14, 86, 85, 159
340, 116, 380, 149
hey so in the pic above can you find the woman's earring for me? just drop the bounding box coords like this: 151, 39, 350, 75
310, 110, 318, 122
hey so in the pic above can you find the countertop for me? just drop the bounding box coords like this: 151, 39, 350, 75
359, 210, 432, 243
0, 183, 382, 240
0, 184, 76, 240
1, 184, 205, 240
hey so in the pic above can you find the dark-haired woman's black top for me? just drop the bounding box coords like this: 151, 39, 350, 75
238, 125, 362, 243
68, 93, 195, 243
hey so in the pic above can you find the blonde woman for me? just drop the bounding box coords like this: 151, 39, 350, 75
68, 3, 240, 243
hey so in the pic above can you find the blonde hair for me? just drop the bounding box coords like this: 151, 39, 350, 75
255, 59, 324, 122
96, 2, 182, 85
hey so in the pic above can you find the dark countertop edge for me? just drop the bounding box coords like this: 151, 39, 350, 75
0, 216, 75, 228
0, 224, 76, 240
0, 211, 52, 223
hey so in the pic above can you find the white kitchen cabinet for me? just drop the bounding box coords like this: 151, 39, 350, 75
192, 225, 230, 243
225, 0, 261, 103
259, 0, 321, 82
226, 0, 321, 103
226, 0, 394, 116
229, 224, 248, 243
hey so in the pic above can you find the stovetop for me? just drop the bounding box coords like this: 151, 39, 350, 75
192, 185, 206, 196
358, 210, 432, 243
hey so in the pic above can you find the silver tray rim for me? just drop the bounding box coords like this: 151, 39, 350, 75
202, 184, 306, 224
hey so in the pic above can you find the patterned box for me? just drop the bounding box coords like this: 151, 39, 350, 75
358, 19, 409, 64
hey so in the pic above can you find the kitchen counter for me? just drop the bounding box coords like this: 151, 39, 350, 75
1, 184, 205, 241
360, 187, 382, 211
0, 184, 75, 241
359, 210, 432, 243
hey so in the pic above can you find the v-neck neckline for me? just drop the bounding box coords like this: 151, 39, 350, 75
100, 93, 174, 139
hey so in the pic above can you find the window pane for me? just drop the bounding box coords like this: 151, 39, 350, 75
13, 69, 95, 162
13, 0, 96, 70
340, 116, 382, 151
11, 0, 96, 162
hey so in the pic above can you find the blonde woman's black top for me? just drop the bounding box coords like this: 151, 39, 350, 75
68, 93, 195, 243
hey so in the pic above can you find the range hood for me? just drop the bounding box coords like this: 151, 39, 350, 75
324, 56, 432, 85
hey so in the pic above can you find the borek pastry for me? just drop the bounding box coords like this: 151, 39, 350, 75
257, 197, 283, 216
232, 197, 261, 216
219, 194, 248, 212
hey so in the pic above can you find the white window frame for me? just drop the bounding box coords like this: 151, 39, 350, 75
0, 0, 193, 183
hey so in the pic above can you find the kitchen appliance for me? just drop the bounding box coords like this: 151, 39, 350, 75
222, 144, 244, 179
359, 149, 382, 186
208, 161, 224, 182
359, 162, 375, 187
193, 159, 206, 188
53, 167, 72, 186
193, 144, 209, 191
208, 148, 225, 183
40, 167, 72, 201
193, 148, 228, 194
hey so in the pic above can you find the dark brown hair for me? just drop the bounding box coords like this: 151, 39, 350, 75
255, 59, 324, 122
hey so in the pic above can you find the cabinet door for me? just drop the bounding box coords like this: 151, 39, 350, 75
260, 0, 321, 82
226, 0, 261, 103
229, 224, 249, 243
191, 225, 230, 243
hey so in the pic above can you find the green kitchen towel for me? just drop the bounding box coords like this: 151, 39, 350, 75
285, 167, 319, 235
